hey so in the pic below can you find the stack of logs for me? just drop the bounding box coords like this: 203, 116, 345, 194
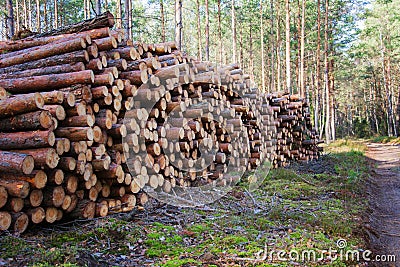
0, 12, 322, 233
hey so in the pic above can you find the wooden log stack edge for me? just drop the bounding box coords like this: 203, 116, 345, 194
0, 13, 322, 233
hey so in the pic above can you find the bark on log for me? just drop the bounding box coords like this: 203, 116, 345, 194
32, 12, 114, 38
0, 27, 110, 52
0, 93, 44, 119
0, 130, 55, 150
0, 179, 30, 198
0, 151, 34, 175
0, 70, 94, 94
0, 38, 87, 68
0, 51, 90, 74
0, 111, 53, 132
11, 148, 59, 169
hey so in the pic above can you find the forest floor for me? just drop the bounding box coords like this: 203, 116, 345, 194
365, 142, 400, 267
0, 140, 374, 267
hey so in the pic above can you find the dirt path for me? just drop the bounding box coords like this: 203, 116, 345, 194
366, 143, 400, 267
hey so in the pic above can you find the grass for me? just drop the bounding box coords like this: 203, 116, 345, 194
0, 139, 369, 267
370, 136, 400, 144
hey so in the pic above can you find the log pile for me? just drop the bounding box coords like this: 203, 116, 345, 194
0, 13, 321, 233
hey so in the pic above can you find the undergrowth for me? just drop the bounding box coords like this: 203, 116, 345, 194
0, 140, 369, 267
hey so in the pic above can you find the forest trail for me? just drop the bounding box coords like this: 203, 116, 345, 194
366, 143, 400, 266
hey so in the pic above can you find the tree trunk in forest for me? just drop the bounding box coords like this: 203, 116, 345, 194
116, 0, 122, 28
36, 0, 40, 32
316, 0, 321, 136
231, 0, 237, 63
329, 58, 336, 141
175, 0, 183, 50
218, 0, 222, 65
128, 0, 133, 39
296, 0, 301, 92
124, 0, 130, 40
397, 89, 400, 136
260, 0, 266, 92
205, 0, 210, 61
84, 0, 88, 19
96, 0, 102, 15
324, 0, 330, 143
285, 0, 291, 93
249, 23, 254, 83
270, 0, 275, 92
6, 0, 15, 39
53, 0, 58, 29
23, 0, 27, 28
16, 0, 20, 33
28, 0, 32, 30
276, 2, 281, 91
239, 25, 244, 70
299, 0, 305, 98
160, 0, 166, 43
196, 0, 202, 60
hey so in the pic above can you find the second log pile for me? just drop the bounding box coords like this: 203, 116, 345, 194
0, 13, 322, 233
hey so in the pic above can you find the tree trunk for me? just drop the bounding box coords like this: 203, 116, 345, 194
218, 0, 222, 65
160, 0, 165, 42
53, 0, 58, 29
249, 23, 254, 83
28, 0, 32, 30
175, 0, 183, 50
324, 0, 330, 143
276, 1, 281, 91
23, 0, 28, 28
205, 0, 210, 61
16, 0, 20, 33
231, 0, 237, 63
270, 0, 275, 92
6, 0, 15, 39
299, 0, 305, 98
116, 0, 122, 28
123, 0, 130, 40
96, 0, 102, 15
285, 0, 291, 93
36, 0, 40, 32
260, 0, 266, 92
316, 0, 321, 136
196, 0, 202, 60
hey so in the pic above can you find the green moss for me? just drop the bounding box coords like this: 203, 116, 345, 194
161, 258, 201, 267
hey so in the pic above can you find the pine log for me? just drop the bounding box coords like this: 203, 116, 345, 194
0, 27, 110, 52
0, 170, 47, 189
11, 212, 29, 233
0, 130, 55, 150
4, 197, 24, 212
0, 186, 7, 209
12, 148, 59, 169
0, 211, 11, 230
1, 70, 94, 94
27, 189, 43, 207
0, 92, 44, 119
27, 207, 45, 224
43, 186, 65, 207
32, 12, 114, 38
54, 127, 94, 141
0, 151, 34, 175
0, 62, 85, 79
0, 38, 87, 68
0, 179, 30, 198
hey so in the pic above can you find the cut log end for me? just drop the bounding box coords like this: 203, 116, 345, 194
0, 211, 12, 231
22, 155, 35, 175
